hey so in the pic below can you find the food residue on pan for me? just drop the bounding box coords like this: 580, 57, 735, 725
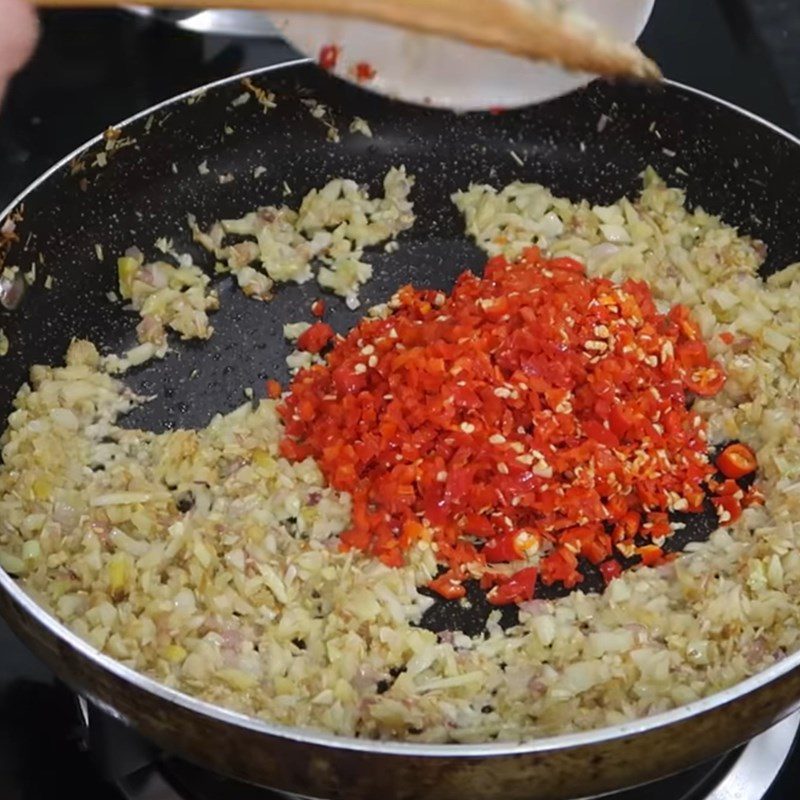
227, 76, 373, 145
230, 92, 251, 109
185, 88, 207, 106
189, 166, 414, 305
349, 117, 373, 138
300, 99, 341, 143
68, 127, 138, 176
1, 172, 800, 745
0, 209, 23, 271
0, 329, 8, 357
111, 167, 414, 366
240, 77, 277, 113
116, 249, 219, 348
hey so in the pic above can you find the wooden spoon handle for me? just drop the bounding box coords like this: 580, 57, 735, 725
31, 0, 660, 80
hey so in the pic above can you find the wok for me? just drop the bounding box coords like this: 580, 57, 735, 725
1, 60, 800, 800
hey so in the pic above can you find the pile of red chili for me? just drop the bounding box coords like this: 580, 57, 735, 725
278, 247, 757, 605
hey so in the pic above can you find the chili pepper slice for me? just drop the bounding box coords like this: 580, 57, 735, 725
669, 305, 701, 340
429, 569, 467, 600
265, 379, 282, 399
318, 44, 340, 70
482, 530, 536, 563
353, 61, 377, 81
487, 567, 538, 606
708, 477, 741, 497
637, 544, 664, 567
712, 494, 743, 525
311, 299, 326, 318
599, 559, 622, 584
743, 485, 765, 508
684, 362, 726, 397
716, 443, 757, 480
297, 322, 335, 354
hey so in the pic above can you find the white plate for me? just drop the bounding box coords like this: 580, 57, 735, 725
268, 0, 655, 111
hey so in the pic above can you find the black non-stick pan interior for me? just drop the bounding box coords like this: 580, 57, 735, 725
1, 63, 799, 634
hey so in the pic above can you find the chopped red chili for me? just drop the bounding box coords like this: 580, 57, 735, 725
265, 379, 282, 400
353, 61, 377, 82
487, 567, 538, 606
683, 364, 726, 397
712, 494, 743, 526
716, 443, 757, 480
279, 248, 735, 602
429, 569, 467, 600
318, 44, 340, 71
296, 322, 335, 354
599, 559, 623, 584
482, 530, 534, 563
311, 299, 326, 318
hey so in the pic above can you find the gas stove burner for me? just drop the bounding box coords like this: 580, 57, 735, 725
103, 709, 799, 800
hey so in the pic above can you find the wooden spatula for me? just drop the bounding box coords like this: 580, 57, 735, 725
32, 0, 661, 81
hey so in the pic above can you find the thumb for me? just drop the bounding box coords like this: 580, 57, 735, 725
0, 0, 39, 105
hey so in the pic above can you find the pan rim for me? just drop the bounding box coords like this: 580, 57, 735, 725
1, 62, 800, 759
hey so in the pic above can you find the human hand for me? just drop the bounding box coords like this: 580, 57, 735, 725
0, 0, 38, 106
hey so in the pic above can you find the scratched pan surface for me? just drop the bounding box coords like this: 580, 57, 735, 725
2, 61, 800, 800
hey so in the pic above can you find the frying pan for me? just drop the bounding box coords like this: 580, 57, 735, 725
1, 59, 800, 800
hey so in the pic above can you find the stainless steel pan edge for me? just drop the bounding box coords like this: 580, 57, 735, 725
2, 62, 800, 799
3, 576, 800, 800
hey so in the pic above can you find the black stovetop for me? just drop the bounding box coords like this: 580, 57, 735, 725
0, 2, 799, 799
